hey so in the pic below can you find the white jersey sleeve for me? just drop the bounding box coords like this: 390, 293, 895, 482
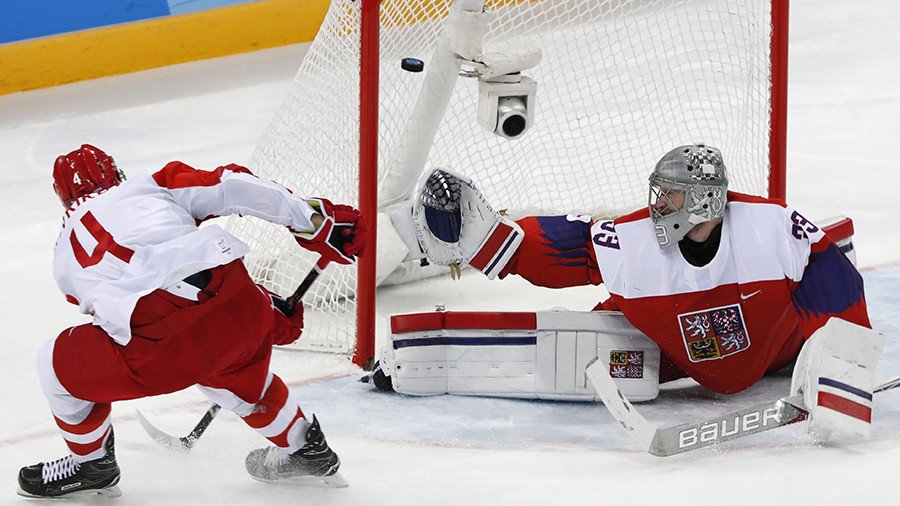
150, 162, 319, 233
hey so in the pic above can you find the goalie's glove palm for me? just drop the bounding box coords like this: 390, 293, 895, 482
294, 198, 367, 265
413, 168, 523, 279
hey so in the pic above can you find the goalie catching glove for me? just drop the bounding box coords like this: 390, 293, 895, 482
412, 168, 523, 279
293, 198, 366, 265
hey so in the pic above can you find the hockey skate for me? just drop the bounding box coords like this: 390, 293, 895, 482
245, 415, 347, 488
17, 429, 121, 499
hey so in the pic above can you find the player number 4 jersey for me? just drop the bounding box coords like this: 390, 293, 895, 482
53, 162, 319, 345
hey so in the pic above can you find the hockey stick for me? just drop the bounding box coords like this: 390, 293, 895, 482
874, 376, 900, 393
585, 359, 900, 457
136, 403, 222, 452
136, 257, 330, 451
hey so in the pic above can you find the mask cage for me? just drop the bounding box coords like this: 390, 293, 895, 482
648, 180, 687, 223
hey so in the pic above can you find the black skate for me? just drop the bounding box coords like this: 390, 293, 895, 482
17, 429, 121, 498
245, 415, 347, 488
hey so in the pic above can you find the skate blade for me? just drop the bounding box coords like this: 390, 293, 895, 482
252, 471, 349, 489
17, 485, 122, 500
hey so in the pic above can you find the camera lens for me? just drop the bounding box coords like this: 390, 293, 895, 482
501, 115, 526, 138
496, 96, 528, 139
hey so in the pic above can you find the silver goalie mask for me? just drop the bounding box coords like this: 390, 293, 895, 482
648, 144, 728, 247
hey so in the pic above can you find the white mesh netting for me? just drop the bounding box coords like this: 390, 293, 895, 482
228, 0, 778, 354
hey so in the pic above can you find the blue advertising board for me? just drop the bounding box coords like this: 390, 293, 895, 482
1, 0, 253, 44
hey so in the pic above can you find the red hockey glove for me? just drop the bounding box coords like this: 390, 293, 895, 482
293, 198, 367, 265
264, 289, 305, 346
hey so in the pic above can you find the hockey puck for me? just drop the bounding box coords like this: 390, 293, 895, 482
401, 58, 424, 72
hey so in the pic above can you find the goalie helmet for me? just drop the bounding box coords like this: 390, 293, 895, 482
53, 144, 125, 208
648, 144, 728, 247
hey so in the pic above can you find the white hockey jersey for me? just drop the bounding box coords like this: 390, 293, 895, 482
54, 162, 319, 345
590, 192, 868, 393
503, 192, 868, 394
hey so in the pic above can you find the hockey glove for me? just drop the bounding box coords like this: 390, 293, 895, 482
293, 198, 367, 265
262, 288, 305, 346
413, 168, 523, 279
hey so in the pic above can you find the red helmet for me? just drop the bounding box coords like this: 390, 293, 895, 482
52, 144, 125, 207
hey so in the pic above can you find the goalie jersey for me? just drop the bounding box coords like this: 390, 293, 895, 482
53, 162, 319, 345
502, 192, 870, 394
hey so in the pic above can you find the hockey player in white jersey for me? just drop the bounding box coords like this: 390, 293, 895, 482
403, 144, 882, 440
17, 144, 366, 498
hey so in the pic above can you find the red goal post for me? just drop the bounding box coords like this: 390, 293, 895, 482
233, 0, 790, 369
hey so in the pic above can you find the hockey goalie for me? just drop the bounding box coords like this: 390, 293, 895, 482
380, 144, 884, 442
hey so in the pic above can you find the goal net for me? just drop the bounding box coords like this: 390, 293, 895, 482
227, 0, 787, 362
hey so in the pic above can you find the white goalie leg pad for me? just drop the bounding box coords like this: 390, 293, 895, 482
380, 310, 660, 402
790, 318, 884, 438
412, 168, 523, 279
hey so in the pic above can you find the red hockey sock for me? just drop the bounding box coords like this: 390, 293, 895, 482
241, 375, 309, 451
53, 402, 112, 463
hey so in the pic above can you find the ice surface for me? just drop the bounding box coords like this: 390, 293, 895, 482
1, 1, 899, 504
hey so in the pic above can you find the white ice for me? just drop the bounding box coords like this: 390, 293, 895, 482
1, 0, 899, 504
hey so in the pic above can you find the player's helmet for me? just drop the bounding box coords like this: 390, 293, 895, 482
53, 144, 125, 208
648, 144, 728, 247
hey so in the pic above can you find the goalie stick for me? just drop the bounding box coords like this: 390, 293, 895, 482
136, 257, 330, 451
585, 359, 900, 457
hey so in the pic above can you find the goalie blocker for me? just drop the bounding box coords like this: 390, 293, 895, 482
379, 310, 661, 402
